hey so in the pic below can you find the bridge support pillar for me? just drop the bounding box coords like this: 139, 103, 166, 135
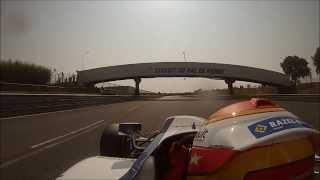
225, 79, 235, 96
134, 78, 141, 96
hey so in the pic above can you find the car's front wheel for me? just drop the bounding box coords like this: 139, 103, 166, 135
100, 123, 131, 157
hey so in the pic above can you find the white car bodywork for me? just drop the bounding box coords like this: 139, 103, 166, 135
56, 115, 205, 180
57, 156, 135, 180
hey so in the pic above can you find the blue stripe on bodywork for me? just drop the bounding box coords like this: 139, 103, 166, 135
120, 118, 175, 180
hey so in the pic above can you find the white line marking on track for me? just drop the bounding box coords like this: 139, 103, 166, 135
128, 105, 139, 112
0, 120, 105, 169
30, 120, 104, 149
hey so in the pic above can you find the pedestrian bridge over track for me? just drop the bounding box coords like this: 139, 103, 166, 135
77, 62, 291, 95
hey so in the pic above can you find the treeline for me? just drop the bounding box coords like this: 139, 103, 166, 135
0, 59, 51, 84
53, 71, 77, 86
280, 47, 320, 85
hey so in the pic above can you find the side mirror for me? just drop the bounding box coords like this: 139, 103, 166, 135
119, 122, 142, 135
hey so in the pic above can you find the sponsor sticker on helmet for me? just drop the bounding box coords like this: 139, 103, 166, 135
193, 127, 209, 146
248, 117, 311, 139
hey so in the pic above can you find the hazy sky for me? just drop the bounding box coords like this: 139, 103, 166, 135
1, 1, 319, 92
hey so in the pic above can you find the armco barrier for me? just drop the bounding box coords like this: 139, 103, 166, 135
0, 93, 143, 118
0, 93, 318, 118
253, 94, 320, 102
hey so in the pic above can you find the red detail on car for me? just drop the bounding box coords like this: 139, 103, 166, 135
250, 98, 276, 107
208, 98, 278, 120
166, 144, 189, 180
188, 146, 237, 175
244, 156, 315, 180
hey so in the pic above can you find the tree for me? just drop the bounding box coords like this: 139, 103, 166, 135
0, 59, 51, 84
280, 56, 311, 85
312, 47, 320, 75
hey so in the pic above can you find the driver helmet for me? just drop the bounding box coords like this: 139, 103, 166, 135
188, 98, 319, 180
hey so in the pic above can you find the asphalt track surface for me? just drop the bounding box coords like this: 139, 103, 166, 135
0, 96, 319, 180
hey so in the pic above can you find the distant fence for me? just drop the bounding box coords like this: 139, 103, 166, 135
253, 94, 320, 102
0, 93, 142, 118
0, 92, 318, 118
0, 81, 99, 94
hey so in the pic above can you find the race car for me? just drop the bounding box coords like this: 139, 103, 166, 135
57, 98, 320, 180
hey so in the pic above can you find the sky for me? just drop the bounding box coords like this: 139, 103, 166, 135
1, 0, 319, 92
